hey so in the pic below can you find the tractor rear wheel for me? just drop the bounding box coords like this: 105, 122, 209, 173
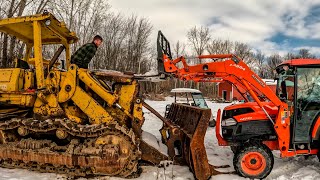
233, 143, 274, 179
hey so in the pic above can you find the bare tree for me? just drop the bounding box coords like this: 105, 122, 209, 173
47, 0, 110, 50
173, 40, 186, 59
7, 0, 27, 63
234, 41, 254, 64
0, 0, 54, 67
187, 26, 211, 63
284, 52, 296, 60
266, 54, 282, 78
94, 13, 126, 69
92, 13, 152, 74
254, 50, 267, 78
0, 0, 31, 67
35, 0, 49, 14
207, 39, 233, 55
126, 16, 152, 73
283, 49, 317, 60
1, 0, 15, 67
298, 49, 316, 59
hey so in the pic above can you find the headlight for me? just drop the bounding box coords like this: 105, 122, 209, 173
45, 19, 51, 26
221, 118, 237, 126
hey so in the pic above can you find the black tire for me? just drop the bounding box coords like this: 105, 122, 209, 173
317, 141, 320, 161
209, 120, 216, 127
230, 146, 242, 154
233, 143, 274, 179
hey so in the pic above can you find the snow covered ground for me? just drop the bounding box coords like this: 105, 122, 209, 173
1, 97, 320, 180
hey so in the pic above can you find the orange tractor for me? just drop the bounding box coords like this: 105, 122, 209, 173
157, 31, 320, 179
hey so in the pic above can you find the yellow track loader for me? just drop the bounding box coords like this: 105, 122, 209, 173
0, 13, 224, 179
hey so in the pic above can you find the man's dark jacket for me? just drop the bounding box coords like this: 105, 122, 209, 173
71, 42, 97, 69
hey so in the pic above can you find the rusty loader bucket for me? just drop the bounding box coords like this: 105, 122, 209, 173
142, 102, 229, 179
160, 103, 213, 180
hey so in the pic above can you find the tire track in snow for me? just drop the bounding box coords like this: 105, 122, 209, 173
267, 155, 320, 180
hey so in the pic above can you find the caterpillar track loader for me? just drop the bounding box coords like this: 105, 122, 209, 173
157, 31, 320, 179
0, 13, 222, 180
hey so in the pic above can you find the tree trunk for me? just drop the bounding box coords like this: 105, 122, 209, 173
2, 0, 16, 67
2, 35, 8, 67
8, 0, 27, 66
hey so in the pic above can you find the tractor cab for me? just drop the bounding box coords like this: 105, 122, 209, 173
170, 88, 208, 107
0, 12, 78, 117
275, 59, 320, 150
0, 12, 78, 92
215, 59, 320, 179
165, 88, 216, 126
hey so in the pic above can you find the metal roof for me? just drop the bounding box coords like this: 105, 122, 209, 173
0, 13, 78, 45
170, 88, 202, 93
280, 59, 320, 66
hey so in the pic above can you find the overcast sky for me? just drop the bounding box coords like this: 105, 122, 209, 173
109, 0, 320, 56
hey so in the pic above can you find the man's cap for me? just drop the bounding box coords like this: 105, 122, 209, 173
93, 35, 103, 41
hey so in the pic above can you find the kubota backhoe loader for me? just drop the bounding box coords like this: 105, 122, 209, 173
157, 30, 320, 179
0, 13, 220, 180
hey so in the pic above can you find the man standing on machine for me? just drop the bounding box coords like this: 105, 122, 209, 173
71, 35, 103, 69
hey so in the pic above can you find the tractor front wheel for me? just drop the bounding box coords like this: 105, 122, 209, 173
233, 143, 274, 179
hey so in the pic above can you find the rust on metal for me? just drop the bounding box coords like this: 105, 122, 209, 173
160, 103, 228, 180
93, 71, 134, 83
0, 118, 140, 177
0, 108, 29, 120
142, 101, 176, 128
140, 140, 169, 165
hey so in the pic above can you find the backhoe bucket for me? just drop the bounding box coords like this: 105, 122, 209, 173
160, 103, 214, 180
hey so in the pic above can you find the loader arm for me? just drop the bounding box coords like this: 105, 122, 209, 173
158, 32, 281, 107
157, 31, 287, 117
157, 30, 291, 158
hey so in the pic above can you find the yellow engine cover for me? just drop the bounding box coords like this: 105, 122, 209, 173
0, 68, 24, 92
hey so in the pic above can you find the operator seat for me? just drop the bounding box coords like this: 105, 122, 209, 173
15, 59, 30, 69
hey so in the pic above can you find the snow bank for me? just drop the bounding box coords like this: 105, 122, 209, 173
0, 168, 67, 180
141, 131, 168, 156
